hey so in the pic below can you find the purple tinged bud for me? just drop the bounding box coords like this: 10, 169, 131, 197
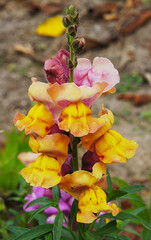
68, 24, 77, 36
62, 15, 72, 27
61, 154, 73, 176
44, 49, 70, 84
56, 49, 70, 78
72, 37, 85, 53
68, 5, 78, 20
82, 151, 100, 172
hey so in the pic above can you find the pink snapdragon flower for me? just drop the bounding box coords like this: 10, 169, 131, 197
44, 49, 70, 84
74, 57, 120, 92
24, 187, 74, 226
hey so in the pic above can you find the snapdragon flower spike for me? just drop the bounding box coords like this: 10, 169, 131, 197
14, 103, 53, 137
44, 49, 70, 84
59, 161, 120, 223
74, 57, 120, 93
59, 101, 108, 137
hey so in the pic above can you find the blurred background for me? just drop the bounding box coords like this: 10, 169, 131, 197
0, 0, 151, 219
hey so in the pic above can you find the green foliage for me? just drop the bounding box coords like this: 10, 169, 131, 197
0, 127, 30, 195
140, 110, 151, 123
116, 72, 144, 93
53, 211, 63, 240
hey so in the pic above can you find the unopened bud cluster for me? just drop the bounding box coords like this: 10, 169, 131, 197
62, 5, 85, 54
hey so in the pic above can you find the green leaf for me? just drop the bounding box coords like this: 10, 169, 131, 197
52, 185, 60, 203
45, 233, 53, 240
10, 224, 53, 240
124, 228, 140, 236
107, 189, 127, 202
28, 203, 51, 223
95, 220, 117, 236
106, 168, 113, 193
119, 195, 144, 204
85, 231, 100, 240
120, 185, 145, 194
118, 236, 130, 240
141, 228, 151, 240
34, 213, 47, 225
7, 226, 28, 235
25, 197, 56, 209
97, 212, 151, 231
53, 211, 63, 240
113, 177, 129, 188
70, 199, 78, 227
61, 228, 77, 240
131, 206, 146, 216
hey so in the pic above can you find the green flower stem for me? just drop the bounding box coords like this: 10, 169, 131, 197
69, 35, 75, 83
72, 136, 78, 171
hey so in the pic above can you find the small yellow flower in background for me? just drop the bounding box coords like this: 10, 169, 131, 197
59, 102, 108, 137
21, 154, 62, 188
29, 133, 70, 166
95, 130, 138, 164
14, 103, 53, 137
36, 16, 66, 37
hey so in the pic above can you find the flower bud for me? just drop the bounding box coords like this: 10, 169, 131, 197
68, 24, 77, 36
72, 37, 85, 53
62, 15, 72, 28
68, 5, 79, 21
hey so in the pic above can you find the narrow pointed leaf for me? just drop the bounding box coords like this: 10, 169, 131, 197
95, 220, 117, 236
25, 197, 56, 209
106, 168, 112, 193
107, 189, 127, 202
28, 203, 51, 223
120, 185, 145, 194
53, 211, 63, 240
52, 185, 60, 203
12, 224, 53, 240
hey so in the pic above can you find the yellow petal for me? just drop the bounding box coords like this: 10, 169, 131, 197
77, 185, 120, 223
92, 162, 106, 187
59, 170, 97, 200
21, 154, 61, 188
28, 81, 62, 122
81, 108, 114, 151
14, 103, 53, 137
29, 133, 70, 166
36, 16, 66, 37
95, 130, 138, 164
59, 101, 108, 137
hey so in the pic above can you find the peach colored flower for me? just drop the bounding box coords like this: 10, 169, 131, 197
21, 154, 62, 188
59, 102, 109, 137
29, 133, 70, 166
59, 162, 120, 223
28, 80, 108, 123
